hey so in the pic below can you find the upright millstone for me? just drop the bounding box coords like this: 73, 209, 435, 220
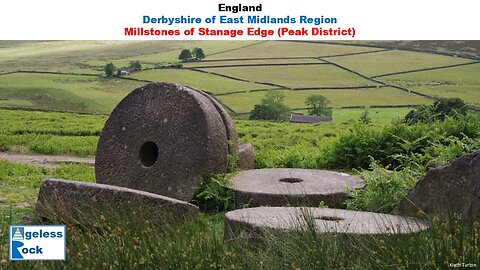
95, 83, 238, 201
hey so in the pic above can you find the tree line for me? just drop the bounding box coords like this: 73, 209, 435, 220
178, 47, 205, 61
249, 91, 333, 122
103, 47, 207, 76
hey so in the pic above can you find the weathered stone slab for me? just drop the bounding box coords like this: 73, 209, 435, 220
36, 178, 198, 225
95, 83, 238, 201
195, 90, 239, 157
393, 150, 480, 222
230, 168, 365, 207
225, 207, 428, 240
237, 143, 255, 170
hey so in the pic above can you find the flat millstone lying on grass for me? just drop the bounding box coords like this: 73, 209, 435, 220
230, 168, 365, 207
224, 207, 429, 240
36, 178, 198, 226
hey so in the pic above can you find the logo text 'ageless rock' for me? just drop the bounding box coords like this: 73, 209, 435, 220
9, 225, 66, 260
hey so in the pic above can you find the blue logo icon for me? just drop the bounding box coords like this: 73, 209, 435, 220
11, 227, 24, 240
11, 226, 26, 259
9, 225, 66, 260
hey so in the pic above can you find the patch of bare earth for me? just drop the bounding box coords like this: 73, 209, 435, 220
0, 152, 94, 168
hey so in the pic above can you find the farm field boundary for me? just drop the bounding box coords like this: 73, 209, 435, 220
372, 61, 480, 78
286, 40, 480, 60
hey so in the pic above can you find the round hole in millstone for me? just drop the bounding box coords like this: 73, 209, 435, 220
279, 178, 303, 183
315, 215, 344, 221
139, 141, 158, 167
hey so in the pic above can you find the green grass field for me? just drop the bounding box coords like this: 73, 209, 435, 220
0, 41, 257, 73
0, 41, 479, 269
219, 88, 431, 113
0, 40, 477, 116
380, 63, 480, 104
331, 107, 413, 124
130, 69, 274, 94
200, 65, 380, 88
1, 108, 480, 269
0, 73, 143, 113
0, 99, 34, 107
0, 108, 346, 208
334, 40, 480, 59
291, 107, 414, 124
84, 41, 258, 69
327, 50, 472, 77
183, 58, 324, 67
0, 41, 157, 73
208, 41, 379, 59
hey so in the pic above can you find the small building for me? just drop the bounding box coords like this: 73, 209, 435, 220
117, 70, 130, 76
290, 113, 332, 124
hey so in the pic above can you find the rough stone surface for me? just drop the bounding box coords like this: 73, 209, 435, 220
237, 143, 255, 170
225, 207, 428, 240
393, 150, 480, 222
195, 90, 238, 156
230, 168, 365, 207
96, 83, 237, 201
36, 179, 198, 225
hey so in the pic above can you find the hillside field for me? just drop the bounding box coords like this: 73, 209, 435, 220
1, 40, 478, 117
0, 40, 479, 269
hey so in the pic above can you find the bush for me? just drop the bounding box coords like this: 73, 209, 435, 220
346, 161, 424, 213
104, 63, 116, 76
192, 174, 235, 212
192, 47, 205, 59
359, 110, 371, 124
405, 98, 467, 124
327, 113, 480, 170
305, 94, 332, 116
178, 49, 192, 61
249, 91, 290, 122
128, 60, 142, 71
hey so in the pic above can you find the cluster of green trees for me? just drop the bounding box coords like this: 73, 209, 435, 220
249, 91, 291, 122
404, 98, 467, 124
178, 47, 206, 61
249, 91, 332, 122
249, 93, 468, 124
104, 60, 142, 76
104, 47, 207, 76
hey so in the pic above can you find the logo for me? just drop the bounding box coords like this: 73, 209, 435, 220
9, 225, 66, 260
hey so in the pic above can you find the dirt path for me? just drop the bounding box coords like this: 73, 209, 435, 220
0, 152, 94, 168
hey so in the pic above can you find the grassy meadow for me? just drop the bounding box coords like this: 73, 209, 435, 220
1, 40, 478, 115
0, 41, 479, 269
218, 87, 430, 113
0, 41, 257, 73
1, 108, 480, 269
206, 41, 379, 59
327, 50, 473, 77
381, 63, 480, 104
183, 58, 323, 67
129, 69, 274, 94
0, 73, 143, 113
197, 65, 379, 88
